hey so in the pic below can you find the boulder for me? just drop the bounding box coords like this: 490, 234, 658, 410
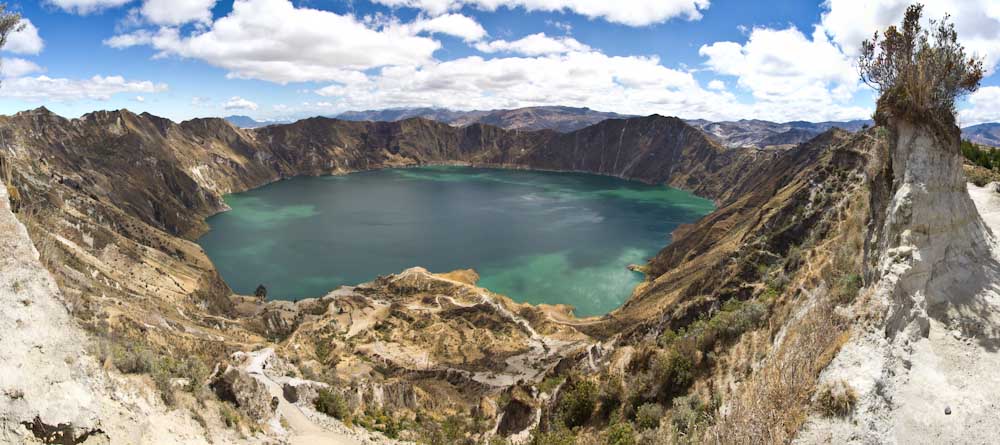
210, 366, 276, 421
497, 385, 537, 436
281, 378, 329, 405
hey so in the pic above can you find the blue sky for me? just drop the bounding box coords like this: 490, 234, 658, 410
0, 0, 998, 125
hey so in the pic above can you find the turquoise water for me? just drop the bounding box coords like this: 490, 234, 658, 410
197, 166, 714, 316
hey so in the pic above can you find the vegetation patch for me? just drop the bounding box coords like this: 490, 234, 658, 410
314, 388, 352, 424
816, 380, 858, 417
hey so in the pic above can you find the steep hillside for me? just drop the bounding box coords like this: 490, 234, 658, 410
962, 122, 1000, 147
686, 118, 873, 148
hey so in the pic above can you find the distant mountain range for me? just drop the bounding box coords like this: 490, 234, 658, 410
335, 107, 874, 147
336, 106, 634, 133
223, 115, 290, 129
963, 123, 1000, 148
684, 119, 874, 148
227, 107, 999, 148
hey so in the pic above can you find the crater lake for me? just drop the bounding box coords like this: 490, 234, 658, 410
197, 166, 714, 316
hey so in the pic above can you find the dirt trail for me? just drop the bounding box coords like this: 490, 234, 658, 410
242, 349, 363, 445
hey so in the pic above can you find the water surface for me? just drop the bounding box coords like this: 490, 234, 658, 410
198, 166, 714, 316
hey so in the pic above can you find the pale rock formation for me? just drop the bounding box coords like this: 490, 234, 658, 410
797, 121, 1000, 443
0, 187, 224, 445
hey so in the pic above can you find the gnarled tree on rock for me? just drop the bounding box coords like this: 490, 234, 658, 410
859, 4, 983, 140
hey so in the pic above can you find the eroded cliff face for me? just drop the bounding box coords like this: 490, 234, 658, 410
796, 120, 1000, 443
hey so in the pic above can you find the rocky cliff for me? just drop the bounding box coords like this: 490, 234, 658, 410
796, 119, 1000, 443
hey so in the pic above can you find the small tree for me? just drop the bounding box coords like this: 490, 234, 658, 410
859, 4, 983, 132
0, 4, 23, 84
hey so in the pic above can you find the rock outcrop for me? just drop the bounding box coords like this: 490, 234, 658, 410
797, 120, 1000, 443
0, 181, 241, 445
210, 366, 278, 421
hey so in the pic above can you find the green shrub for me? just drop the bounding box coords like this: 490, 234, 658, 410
528, 427, 575, 445
112, 342, 155, 374
151, 366, 176, 406
538, 376, 565, 395
605, 421, 636, 445
670, 395, 707, 434
652, 348, 694, 391
657, 329, 678, 348
598, 376, 626, 421
419, 414, 470, 444
315, 389, 351, 423
634, 403, 663, 431
220, 404, 240, 429
557, 379, 598, 428
833, 274, 863, 304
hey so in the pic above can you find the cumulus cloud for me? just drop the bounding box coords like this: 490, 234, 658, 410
687, 0, 1000, 123
103, 29, 154, 48
371, 0, 710, 26
474, 33, 589, 56
44, 0, 132, 14
311, 50, 861, 122
706, 79, 725, 90
0, 75, 167, 101
1, 58, 45, 78
224, 96, 258, 111
959, 86, 1000, 126
821, 0, 1000, 74
141, 0, 216, 25
700, 25, 858, 101
5, 19, 44, 55
105, 0, 444, 83
403, 13, 487, 42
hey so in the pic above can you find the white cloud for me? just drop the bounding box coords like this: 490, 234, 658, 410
1, 58, 45, 78
474, 33, 589, 56
546, 20, 572, 34
371, 0, 711, 27
821, 0, 1000, 74
959, 86, 1000, 126
103, 29, 154, 48
403, 13, 486, 42
44, 0, 133, 14
134, 95, 145, 102
0, 75, 167, 101
105, 0, 445, 83
313, 51, 782, 121
707, 79, 725, 90
699, 25, 865, 120
5, 19, 44, 55
224, 96, 258, 111
141, 0, 216, 25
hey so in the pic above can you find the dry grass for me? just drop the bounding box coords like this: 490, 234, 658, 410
705, 185, 868, 444
815, 380, 857, 417
0, 152, 19, 212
